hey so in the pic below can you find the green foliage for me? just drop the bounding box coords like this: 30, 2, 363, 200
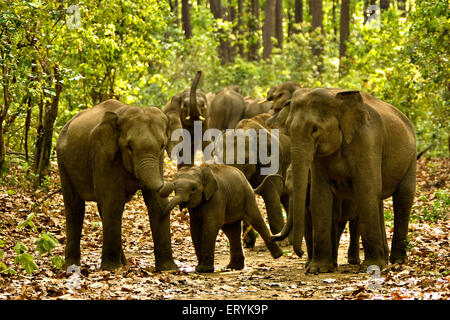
1, 0, 448, 180
35, 231, 59, 256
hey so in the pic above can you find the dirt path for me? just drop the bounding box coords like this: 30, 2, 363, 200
0, 158, 448, 300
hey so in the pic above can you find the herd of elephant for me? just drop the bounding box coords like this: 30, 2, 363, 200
56, 71, 417, 275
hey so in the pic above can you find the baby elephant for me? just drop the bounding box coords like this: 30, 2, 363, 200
165, 164, 284, 272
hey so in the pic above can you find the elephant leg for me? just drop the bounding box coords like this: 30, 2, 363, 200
390, 160, 416, 264
242, 220, 257, 248
332, 197, 342, 268
143, 190, 178, 271
189, 213, 203, 263
222, 221, 245, 270
196, 219, 220, 273
357, 194, 386, 270
97, 197, 126, 270
348, 219, 361, 265
379, 201, 389, 263
244, 198, 283, 259
60, 163, 85, 267
308, 166, 335, 273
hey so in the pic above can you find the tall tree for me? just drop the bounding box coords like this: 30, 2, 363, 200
310, 0, 323, 58
275, 0, 283, 48
209, 0, 233, 63
380, 0, 390, 11
168, 0, 179, 26
181, 0, 192, 39
262, 0, 276, 59
339, 0, 350, 71
247, 0, 260, 61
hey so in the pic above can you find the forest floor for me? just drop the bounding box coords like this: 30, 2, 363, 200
0, 157, 448, 300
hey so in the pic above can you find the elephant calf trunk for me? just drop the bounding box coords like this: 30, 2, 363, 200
253, 174, 284, 195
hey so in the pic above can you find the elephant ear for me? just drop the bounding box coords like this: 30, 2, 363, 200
336, 91, 370, 144
90, 111, 119, 161
201, 166, 218, 201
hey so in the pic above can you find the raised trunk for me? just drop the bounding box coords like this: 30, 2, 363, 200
188, 71, 202, 119
290, 145, 313, 258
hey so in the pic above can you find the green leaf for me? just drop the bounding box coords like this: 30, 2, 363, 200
14, 253, 39, 274
35, 232, 59, 255
51, 255, 65, 269
14, 241, 28, 255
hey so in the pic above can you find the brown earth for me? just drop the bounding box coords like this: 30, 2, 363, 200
0, 157, 448, 300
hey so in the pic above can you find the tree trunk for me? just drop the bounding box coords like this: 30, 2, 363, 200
169, 0, 179, 26
295, 0, 303, 23
0, 63, 11, 173
275, 0, 283, 48
209, 0, 233, 64
33, 63, 63, 187
236, 0, 244, 57
380, 0, 390, 11
262, 0, 276, 60
310, 0, 323, 58
181, 0, 192, 39
247, 0, 260, 61
339, 0, 350, 72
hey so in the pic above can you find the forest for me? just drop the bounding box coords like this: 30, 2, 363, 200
0, 0, 448, 301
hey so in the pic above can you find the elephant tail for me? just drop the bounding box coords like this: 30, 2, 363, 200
416, 143, 434, 160
253, 174, 284, 195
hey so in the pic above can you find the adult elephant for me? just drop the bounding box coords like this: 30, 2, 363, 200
163, 71, 208, 166
275, 88, 416, 273
219, 117, 291, 246
56, 99, 178, 271
208, 86, 246, 130
265, 81, 301, 114
243, 97, 272, 119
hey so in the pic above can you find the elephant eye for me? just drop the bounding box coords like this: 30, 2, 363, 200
127, 143, 133, 152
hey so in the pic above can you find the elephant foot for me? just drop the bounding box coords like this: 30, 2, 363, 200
155, 260, 179, 272
195, 264, 214, 273
226, 260, 244, 270
389, 249, 408, 265
306, 259, 335, 274
243, 230, 257, 248
348, 256, 361, 265
360, 258, 387, 272
100, 259, 124, 271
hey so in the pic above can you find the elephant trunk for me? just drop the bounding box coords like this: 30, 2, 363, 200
253, 174, 284, 195
289, 143, 313, 258
272, 197, 293, 241
189, 71, 202, 119
164, 194, 189, 216
136, 158, 171, 195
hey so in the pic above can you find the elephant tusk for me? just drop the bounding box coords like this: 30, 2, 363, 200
199, 115, 205, 121
185, 115, 190, 120
258, 99, 268, 104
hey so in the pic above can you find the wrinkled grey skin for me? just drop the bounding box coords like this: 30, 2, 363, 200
277, 165, 360, 266
243, 97, 273, 119
163, 71, 208, 167
165, 164, 283, 273
275, 88, 416, 273
220, 117, 291, 248
208, 86, 247, 130
56, 99, 178, 271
